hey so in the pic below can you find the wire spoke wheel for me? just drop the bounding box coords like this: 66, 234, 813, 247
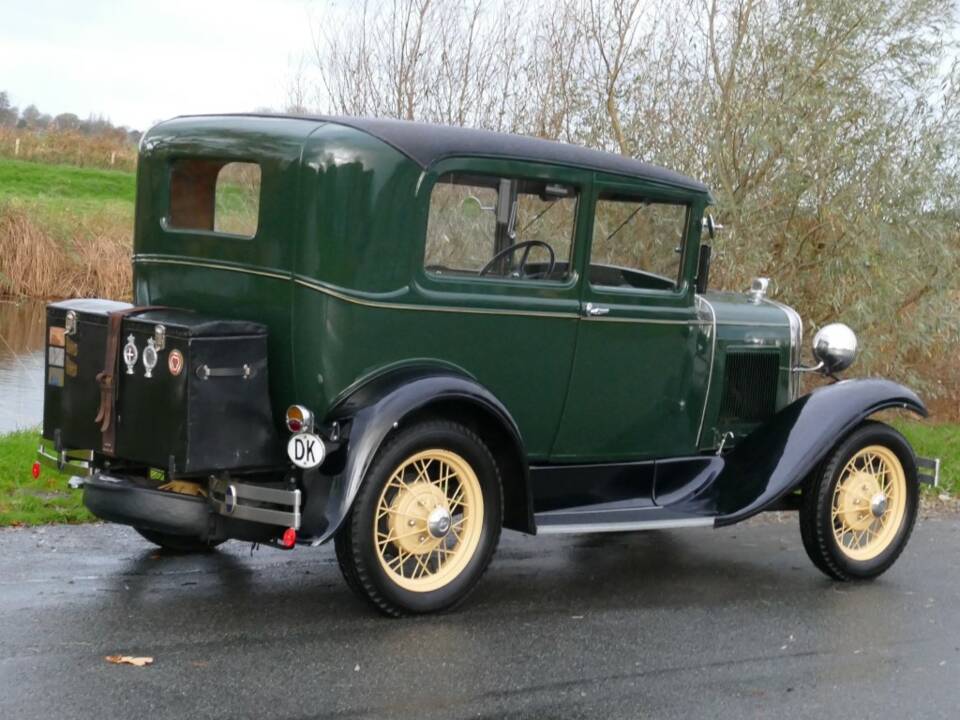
373, 448, 484, 593
830, 444, 907, 562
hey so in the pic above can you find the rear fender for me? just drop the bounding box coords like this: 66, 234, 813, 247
711, 378, 926, 526
301, 364, 526, 542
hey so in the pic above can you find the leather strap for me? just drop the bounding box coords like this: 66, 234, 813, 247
94, 306, 165, 455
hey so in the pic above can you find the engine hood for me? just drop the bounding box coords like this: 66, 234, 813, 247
699, 290, 794, 328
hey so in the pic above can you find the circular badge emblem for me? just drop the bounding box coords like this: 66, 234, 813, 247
168, 349, 184, 377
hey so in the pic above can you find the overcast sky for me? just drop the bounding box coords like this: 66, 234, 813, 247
0, 0, 316, 131
2, 0, 958, 133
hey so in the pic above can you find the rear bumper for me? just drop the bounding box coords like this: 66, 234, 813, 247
82, 472, 301, 542
84, 474, 210, 536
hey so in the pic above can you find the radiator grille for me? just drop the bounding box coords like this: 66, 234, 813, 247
718, 351, 779, 423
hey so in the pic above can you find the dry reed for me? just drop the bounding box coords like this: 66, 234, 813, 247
0, 205, 131, 300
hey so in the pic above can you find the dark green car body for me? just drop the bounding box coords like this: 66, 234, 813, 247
134, 114, 795, 468
39, 114, 935, 614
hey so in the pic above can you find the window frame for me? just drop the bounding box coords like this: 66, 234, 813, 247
584, 181, 695, 301
162, 157, 264, 240
417, 159, 588, 294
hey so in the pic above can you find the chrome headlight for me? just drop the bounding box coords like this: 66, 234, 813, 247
812, 323, 858, 374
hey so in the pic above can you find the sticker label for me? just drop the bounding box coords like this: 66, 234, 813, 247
65, 337, 78, 357
48, 327, 65, 347
48, 347, 65, 368
65, 358, 78, 378
168, 349, 184, 377
47, 367, 64, 387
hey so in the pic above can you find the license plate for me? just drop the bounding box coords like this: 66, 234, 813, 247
287, 432, 325, 469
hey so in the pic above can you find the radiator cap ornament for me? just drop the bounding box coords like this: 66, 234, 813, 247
122, 335, 138, 375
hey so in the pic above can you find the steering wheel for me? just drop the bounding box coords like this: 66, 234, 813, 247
479, 240, 556, 279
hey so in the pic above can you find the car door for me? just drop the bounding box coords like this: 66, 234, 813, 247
551, 179, 712, 462
411, 158, 592, 461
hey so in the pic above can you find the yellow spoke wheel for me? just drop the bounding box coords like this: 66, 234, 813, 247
373, 448, 484, 593
830, 445, 907, 562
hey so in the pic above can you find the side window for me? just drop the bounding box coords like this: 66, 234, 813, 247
167, 159, 261, 237
589, 194, 688, 291
425, 172, 577, 282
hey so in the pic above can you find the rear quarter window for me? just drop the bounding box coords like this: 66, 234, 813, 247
167, 159, 261, 238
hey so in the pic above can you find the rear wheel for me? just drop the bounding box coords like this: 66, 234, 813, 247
335, 420, 502, 617
135, 528, 224, 553
800, 422, 918, 580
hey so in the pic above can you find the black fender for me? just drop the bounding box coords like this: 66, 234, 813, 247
709, 378, 926, 527
301, 364, 528, 542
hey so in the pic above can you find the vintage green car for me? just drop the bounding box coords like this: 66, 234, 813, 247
38, 115, 940, 616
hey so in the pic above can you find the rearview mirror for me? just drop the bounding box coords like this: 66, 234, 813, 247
460, 195, 493, 219
702, 214, 723, 240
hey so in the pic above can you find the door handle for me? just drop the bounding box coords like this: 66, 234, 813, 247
584, 303, 610, 317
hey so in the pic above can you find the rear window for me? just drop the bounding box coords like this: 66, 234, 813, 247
167, 160, 261, 237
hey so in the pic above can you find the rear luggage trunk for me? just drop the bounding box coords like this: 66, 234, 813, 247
43, 299, 281, 475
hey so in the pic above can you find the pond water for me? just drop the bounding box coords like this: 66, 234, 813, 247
0, 301, 45, 434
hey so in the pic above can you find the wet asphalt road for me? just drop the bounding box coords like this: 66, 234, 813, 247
1, 516, 958, 720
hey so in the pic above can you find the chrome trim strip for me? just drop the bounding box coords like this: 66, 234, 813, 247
536, 517, 713, 534
584, 314, 710, 326
695, 294, 717, 447
294, 276, 578, 319
134, 255, 290, 280
764, 297, 803, 400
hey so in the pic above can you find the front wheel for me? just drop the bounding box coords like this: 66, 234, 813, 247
335, 420, 503, 617
800, 421, 919, 580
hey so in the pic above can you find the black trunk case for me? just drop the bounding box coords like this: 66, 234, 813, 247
43, 300, 281, 475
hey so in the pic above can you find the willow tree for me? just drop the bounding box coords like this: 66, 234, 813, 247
305, 0, 960, 400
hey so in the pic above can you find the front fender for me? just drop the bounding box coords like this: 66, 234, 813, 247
301, 365, 524, 542
711, 378, 926, 527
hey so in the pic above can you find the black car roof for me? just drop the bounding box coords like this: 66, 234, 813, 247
179, 114, 708, 193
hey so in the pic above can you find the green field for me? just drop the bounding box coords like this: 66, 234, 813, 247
0, 156, 135, 203
0, 422, 955, 527
0, 157, 135, 249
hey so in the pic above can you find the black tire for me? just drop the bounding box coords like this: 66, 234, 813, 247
135, 528, 225, 553
334, 419, 503, 617
799, 421, 919, 581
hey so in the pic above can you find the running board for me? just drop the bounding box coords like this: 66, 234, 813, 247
534, 508, 714, 535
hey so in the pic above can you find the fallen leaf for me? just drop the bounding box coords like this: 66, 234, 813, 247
106, 655, 154, 667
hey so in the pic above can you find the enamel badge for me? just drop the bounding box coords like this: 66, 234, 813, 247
123, 335, 138, 375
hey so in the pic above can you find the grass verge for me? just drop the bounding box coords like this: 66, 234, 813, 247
0, 421, 955, 528
0, 429, 92, 526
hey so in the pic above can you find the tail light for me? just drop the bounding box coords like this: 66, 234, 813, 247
280, 527, 297, 549
31, 462, 40, 479
285, 405, 314, 433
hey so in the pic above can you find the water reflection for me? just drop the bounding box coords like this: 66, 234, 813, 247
0, 300, 45, 434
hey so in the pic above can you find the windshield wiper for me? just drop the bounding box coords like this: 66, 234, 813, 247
606, 205, 644, 241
